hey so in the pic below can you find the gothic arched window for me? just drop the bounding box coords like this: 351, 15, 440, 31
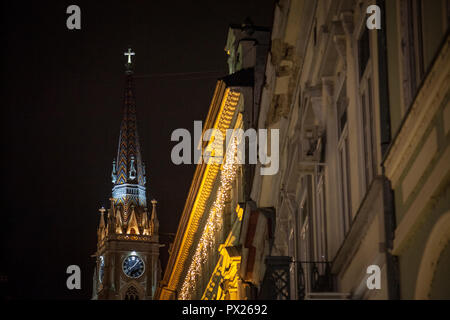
124, 286, 139, 300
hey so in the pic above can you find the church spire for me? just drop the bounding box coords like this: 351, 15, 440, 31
92, 49, 162, 301
111, 48, 147, 211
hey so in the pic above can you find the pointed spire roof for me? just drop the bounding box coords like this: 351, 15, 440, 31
141, 208, 151, 236
114, 72, 145, 186
115, 207, 123, 234
126, 206, 140, 235
111, 49, 147, 209
141, 208, 149, 228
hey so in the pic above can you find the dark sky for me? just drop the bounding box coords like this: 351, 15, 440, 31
1, 1, 274, 299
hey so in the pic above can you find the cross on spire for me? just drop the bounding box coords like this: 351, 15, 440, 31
124, 48, 135, 64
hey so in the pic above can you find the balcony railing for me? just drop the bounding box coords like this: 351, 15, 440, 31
259, 257, 335, 300
259, 256, 291, 300
294, 261, 334, 300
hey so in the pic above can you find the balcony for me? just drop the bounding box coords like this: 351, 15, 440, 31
259, 257, 346, 300
295, 261, 335, 300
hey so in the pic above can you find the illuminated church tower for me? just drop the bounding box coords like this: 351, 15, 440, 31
92, 49, 161, 300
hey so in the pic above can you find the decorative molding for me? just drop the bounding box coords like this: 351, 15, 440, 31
401, 129, 438, 202
392, 147, 450, 254
157, 84, 241, 300
384, 38, 450, 187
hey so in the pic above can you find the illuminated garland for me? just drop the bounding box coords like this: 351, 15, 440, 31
180, 137, 239, 299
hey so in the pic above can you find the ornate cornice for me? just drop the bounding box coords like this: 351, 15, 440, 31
157, 82, 241, 299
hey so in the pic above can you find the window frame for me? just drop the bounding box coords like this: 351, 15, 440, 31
314, 170, 328, 262
355, 10, 378, 192
359, 62, 378, 189
337, 122, 352, 236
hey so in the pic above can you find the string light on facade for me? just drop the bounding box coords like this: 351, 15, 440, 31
180, 137, 239, 299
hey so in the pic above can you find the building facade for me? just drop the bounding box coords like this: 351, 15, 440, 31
255, 0, 397, 300
253, 0, 449, 300
156, 22, 274, 300
157, 0, 449, 300
92, 51, 161, 300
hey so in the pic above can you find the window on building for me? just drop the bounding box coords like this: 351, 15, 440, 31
288, 224, 297, 299
314, 170, 327, 262
406, 0, 425, 96
337, 83, 352, 236
124, 286, 139, 300
401, 0, 448, 107
313, 18, 318, 46
361, 76, 377, 188
358, 26, 370, 79
299, 186, 314, 294
358, 28, 378, 190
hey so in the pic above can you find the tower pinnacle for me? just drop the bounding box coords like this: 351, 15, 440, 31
150, 199, 159, 235
124, 48, 135, 73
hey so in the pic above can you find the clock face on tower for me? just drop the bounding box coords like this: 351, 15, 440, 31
122, 255, 145, 278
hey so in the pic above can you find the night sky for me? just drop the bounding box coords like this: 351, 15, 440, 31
1, 1, 274, 299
